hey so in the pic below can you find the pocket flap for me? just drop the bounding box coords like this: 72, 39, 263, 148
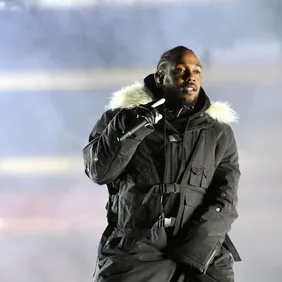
191, 167, 202, 175
203, 167, 209, 178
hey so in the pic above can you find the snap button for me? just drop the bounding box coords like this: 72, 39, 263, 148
94, 156, 98, 161
221, 192, 226, 197
215, 207, 221, 212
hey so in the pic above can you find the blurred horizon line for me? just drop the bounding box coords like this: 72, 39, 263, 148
0, 152, 279, 175
0, 0, 234, 11
1, 63, 282, 91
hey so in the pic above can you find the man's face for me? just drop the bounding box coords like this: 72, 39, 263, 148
157, 50, 202, 109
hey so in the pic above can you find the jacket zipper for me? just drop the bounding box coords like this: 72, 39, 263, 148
201, 243, 219, 274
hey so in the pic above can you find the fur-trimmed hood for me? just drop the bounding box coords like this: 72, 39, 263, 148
106, 82, 238, 125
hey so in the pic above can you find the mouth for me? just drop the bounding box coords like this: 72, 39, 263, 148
181, 84, 197, 94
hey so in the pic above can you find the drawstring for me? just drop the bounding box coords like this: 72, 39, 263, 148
163, 108, 168, 183
175, 119, 190, 183
159, 108, 168, 219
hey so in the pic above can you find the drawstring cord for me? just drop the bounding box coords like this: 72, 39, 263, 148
159, 107, 168, 220
163, 107, 167, 183
175, 119, 190, 183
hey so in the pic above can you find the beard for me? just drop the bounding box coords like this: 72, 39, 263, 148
163, 84, 199, 111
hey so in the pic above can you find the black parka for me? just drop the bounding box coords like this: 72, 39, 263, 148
83, 75, 241, 282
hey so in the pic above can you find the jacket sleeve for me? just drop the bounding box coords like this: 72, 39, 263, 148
83, 109, 154, 185
171, 125, 240, 274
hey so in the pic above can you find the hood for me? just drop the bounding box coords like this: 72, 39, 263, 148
106, 81, 238, 125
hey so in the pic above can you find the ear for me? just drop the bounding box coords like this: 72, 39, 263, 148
154, 71, 164, 88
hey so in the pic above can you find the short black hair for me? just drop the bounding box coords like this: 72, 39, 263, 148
157, 46, 193, 74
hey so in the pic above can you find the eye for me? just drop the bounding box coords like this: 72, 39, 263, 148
174, 68, 185, 74
194, 70, 202, 75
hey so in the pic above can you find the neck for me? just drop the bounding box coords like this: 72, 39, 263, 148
165, 98, 197, 117
176, 105, 195, 117
165, 103, 195, 119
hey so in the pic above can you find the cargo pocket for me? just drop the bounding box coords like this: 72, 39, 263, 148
201, 167, 209, 188
180, 189, 205, 229
188, 166, 209, 188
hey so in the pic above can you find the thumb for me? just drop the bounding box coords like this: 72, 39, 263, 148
155, 112, 163, 123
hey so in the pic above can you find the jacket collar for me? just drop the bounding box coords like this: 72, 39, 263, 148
106, 81, 238, 125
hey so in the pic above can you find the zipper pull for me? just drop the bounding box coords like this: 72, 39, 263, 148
202, 244, 219, 274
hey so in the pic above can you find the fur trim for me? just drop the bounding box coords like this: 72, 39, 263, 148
106, 82, 153, 110
106, 82, 238, 124
206, 101, 238, 125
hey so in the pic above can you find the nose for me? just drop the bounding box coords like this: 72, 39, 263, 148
184, 69, 195, 81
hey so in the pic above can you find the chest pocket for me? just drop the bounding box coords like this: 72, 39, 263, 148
180, 128, 214, 188
187, 166, 209, 188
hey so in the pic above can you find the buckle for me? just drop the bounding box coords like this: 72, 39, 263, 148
156, 217, 176, 228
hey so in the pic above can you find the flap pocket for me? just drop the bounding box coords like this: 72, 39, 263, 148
188, 167, 209, 188
191, 167, 202, 175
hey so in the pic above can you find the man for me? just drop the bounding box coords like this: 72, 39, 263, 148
83, 46, 241, 282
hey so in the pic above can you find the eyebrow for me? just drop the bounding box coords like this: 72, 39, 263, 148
176, 62, 202, 68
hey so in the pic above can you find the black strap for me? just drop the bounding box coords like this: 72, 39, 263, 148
142, 183, 183, 205
173, 192, 186, 236
223, 234, 242, 262
141, 183, 194, 236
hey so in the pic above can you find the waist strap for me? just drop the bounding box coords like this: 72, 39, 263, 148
142, 184, 190, 236
142, 183, 186, 205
